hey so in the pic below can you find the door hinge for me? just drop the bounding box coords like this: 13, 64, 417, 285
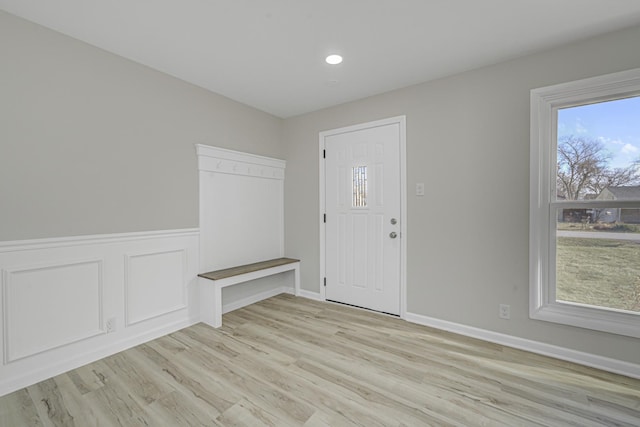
324, 277, 326, 287
323, 149, 326, 159
323, 213, 326, 223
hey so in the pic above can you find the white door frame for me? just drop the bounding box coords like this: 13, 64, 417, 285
319, 116, 407, 318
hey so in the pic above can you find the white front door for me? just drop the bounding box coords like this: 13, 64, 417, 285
323, 120, 402, 315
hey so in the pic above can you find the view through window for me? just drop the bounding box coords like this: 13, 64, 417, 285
555, 96, 640, 313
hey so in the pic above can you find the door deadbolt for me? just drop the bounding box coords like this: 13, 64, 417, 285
390, 218, 397, 225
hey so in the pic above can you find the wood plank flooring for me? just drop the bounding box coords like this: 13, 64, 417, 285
1, 294, 639, 426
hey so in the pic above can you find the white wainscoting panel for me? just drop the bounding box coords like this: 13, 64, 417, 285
2, 259, 103, 363
0, 229, 199, 397
125, 249, 187, 326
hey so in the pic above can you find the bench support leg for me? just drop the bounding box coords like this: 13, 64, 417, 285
198, 277, 223, 328
294, 264, 301, 296
213, 285, 223, 328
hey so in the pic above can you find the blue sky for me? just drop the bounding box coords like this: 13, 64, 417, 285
557, 96, 640, 169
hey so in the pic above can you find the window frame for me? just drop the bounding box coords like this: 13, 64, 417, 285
530, 68, 640, 338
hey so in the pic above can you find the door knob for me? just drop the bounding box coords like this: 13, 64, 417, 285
389, 232, 398, 239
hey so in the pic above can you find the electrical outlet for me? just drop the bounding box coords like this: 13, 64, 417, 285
499, 304, 510, 320
106, 317, 116, 333
416, 183, 425, 196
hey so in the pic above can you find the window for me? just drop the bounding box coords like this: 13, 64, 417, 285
352, 166, 367, 207
530, 68, 640, 338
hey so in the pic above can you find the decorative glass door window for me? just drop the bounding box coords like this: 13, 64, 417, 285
352, 166, 367, 207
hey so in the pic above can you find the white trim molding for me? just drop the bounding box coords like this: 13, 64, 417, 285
297, 290, 323, 302
196, 144, 286, 180
0, 228, 199, 253
0, 317, 192, 400
406, 312, 640, 380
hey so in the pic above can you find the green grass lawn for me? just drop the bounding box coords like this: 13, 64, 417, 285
556, 237, 640, 312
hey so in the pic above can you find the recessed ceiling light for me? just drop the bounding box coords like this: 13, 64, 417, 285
325, 54, 343, 65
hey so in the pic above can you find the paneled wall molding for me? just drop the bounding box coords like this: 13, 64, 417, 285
2, 258, 104, 364
196, 144, 285, 180
124, 249, 188, 326
0, 228, 199, 396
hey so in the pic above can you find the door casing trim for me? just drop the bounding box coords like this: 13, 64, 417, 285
319, 116, 407, 318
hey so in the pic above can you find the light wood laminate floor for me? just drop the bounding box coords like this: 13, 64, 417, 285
1, 294, 639, 426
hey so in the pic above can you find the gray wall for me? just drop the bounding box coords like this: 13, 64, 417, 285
3, 9, 639, 365
0, 11, 283, 241
283, 25, 640, 364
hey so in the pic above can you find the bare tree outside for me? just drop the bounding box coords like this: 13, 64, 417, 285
554, 97, 640, 316
556, 135, 640, 200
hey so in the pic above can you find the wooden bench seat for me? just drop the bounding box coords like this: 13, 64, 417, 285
198, 257, 300, 328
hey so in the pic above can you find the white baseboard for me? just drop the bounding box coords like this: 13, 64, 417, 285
222, 286, 294, 314
0, 317, 197, 397
296, 289, 323, 301
405, 312, 640, 380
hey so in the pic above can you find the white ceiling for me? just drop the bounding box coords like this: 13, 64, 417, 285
3, 1, 640, 118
